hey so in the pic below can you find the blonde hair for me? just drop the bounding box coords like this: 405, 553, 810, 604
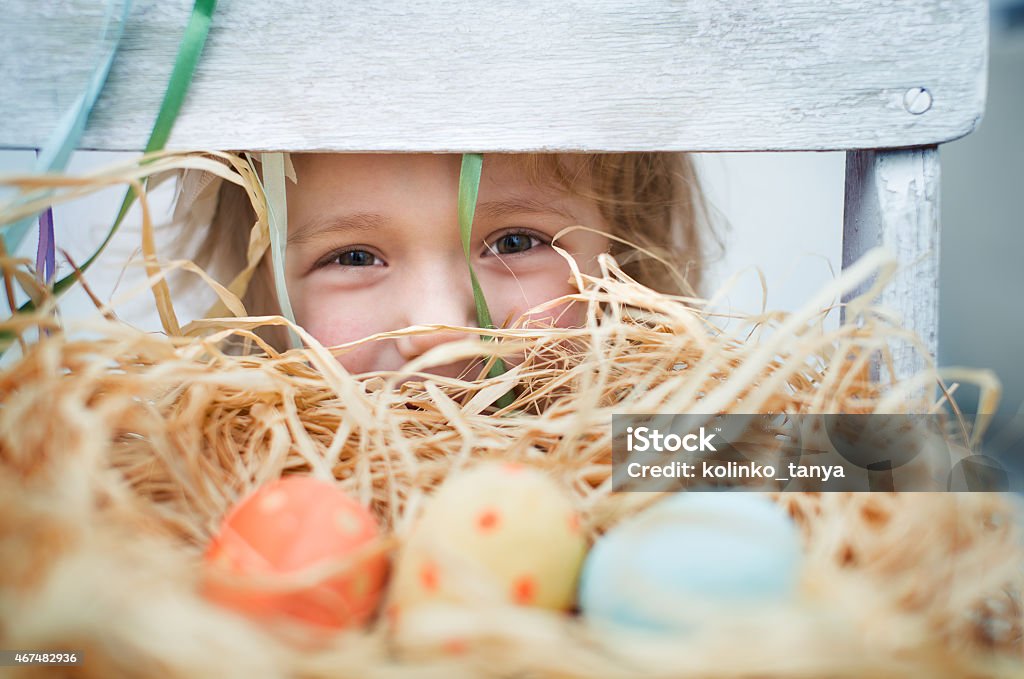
516, 153, 713, 296
184, 153, 716, 350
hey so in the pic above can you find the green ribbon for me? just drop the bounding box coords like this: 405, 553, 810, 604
458, 154, 514, 408
14, 0, 217, 314
457, 154, 494, 329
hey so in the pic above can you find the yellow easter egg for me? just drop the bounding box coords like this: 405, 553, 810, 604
390, 462, 585, 617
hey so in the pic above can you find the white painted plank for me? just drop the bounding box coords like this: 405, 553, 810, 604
841, 148, 941, 380
0, 0, 987, 152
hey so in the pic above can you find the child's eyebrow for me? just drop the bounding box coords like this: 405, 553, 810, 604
288, 198, 576, 246
288, 212, 385, 246
476, 198, 577, 222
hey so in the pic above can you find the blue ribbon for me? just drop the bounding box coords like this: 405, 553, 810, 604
2, 0, 132, 255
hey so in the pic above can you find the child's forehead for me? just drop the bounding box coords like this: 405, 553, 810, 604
284, 153, 607, 236
289, 153, 589, 193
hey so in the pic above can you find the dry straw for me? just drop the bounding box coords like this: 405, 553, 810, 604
0, 152, 1021, 678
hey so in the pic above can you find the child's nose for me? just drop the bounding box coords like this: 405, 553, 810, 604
397, 327, 468, 364
395, 270, 478, 363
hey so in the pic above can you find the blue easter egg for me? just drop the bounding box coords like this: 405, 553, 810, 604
579, 493, 801, 633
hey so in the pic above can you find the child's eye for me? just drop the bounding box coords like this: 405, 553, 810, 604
338, 250, 378, 266
484, 230, 547, 257
318, 248, 383, 268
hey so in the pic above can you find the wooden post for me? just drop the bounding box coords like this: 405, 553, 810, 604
841, 147, 941, 381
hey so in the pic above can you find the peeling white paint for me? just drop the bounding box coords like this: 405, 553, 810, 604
843, 149, 940, 381
879, 159, 919, 196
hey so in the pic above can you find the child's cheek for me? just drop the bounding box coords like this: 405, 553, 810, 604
334, 344, 385, 375
521, 299, 586, 329
303, 316, 374, 347
299, 315, 387, 374
488, 272, 584, 329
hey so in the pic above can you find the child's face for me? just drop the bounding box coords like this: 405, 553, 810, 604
284, 154, 610, 377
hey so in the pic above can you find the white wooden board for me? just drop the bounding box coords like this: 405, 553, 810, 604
0, 0, 987, 152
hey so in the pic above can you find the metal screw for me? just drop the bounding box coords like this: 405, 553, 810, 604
903, 87, 932, 115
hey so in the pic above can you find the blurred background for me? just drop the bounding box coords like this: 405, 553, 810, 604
1, 2, 1021, 470
935, 0, 1023, 474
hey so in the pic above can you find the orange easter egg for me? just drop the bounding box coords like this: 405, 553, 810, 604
201, 476, 387, 629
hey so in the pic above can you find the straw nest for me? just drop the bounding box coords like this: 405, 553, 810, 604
0, 153, 1021, 678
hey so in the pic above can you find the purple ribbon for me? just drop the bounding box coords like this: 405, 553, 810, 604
35, 207, 56, 285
